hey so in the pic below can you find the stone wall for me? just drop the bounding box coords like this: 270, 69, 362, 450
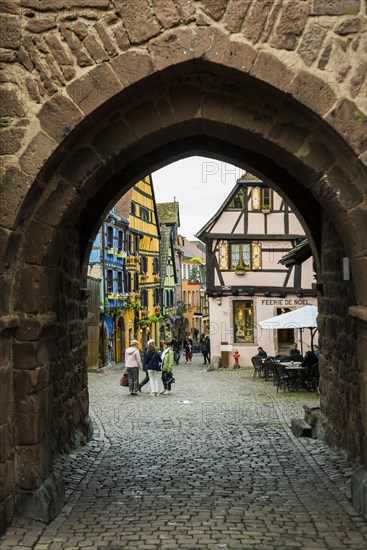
318, 217, 361, 461
0, 0, 366, 533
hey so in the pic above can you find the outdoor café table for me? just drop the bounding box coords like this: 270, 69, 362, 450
280, 362, 305, 391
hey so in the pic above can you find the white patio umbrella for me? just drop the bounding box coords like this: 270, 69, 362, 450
258, 305, 318, 355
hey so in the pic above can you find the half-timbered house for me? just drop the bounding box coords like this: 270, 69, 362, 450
196, 173, 317, 366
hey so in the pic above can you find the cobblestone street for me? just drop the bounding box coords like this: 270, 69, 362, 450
2, 354, 367, 549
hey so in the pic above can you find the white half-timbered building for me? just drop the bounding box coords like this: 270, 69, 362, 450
196, 173, 317, 366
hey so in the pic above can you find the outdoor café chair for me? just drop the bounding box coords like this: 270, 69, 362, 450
251, 356, 265, 378
274, 363, 290, 392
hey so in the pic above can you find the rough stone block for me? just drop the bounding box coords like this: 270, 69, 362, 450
224, 0, 252, 32
20, 0, 109, 8
201, 0, 227, 21
16, 313, 56, 342
19, 131, 57, 179
114, 0, 160, 44
152, 0, 180, 29
288, 70, 337, 116
59, 147, 101, 189
326, 99, 367, 155
222, 39, 257, 73
0, 14, 20, 49
111, 49, 155, 89
67, 63, 122, 115
272, 0, 310, 50
38, 94, 83, 143
312, 0, 360, 16
291, 418, 312, 437
149, 27, 195, 74
194, 26, 229, 67
250, 51, 295, 90
14, 389, 48, 446
0, 87, 25, 118
242, 0, 274, 43
15, 266, 56, 315
16, 472, 64, 524
352, 466, 367, 521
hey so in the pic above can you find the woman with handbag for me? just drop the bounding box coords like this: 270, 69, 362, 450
124, 339, 142, 395
161, 342, 174, 394
145, 342, 162, 396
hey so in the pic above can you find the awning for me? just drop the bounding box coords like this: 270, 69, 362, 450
259, 305, 318, 329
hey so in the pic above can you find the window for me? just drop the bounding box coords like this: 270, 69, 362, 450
106, 269, 113, 293
134, 271, 139, 292
153, 257, 159, 274
117, 271, 123, 293
154, 288, 160, 306
118, 230, 123, 252
125, 271, 131, 293
141, 289, 148, 308
183, 290, 186, 305
230, 243, 251, 270
261, 188, 272, 209
140, 207, 149, 222
188, 290, 191, 305
107, 226, 113, 248
170, 290, 174, 307
127, 233, 132, 254
134, 235, 140, 255
140, 256, 148, 274
228, 189, 243, 210
131, 202, 136, 216
233, 300, 254, 343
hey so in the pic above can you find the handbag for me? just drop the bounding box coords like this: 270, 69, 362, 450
119, 372, 129, 387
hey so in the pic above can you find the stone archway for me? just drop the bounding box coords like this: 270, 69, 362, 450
1, 2, 366, 529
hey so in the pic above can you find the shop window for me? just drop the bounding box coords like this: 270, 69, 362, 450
233, 300, 254, 343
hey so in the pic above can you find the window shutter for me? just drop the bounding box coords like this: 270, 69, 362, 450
251, 241, 262, 270
218, 241, 228, 270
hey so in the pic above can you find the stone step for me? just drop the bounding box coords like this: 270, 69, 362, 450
291, 418, 312, 437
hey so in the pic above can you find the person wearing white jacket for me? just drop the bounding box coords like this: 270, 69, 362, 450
124, 339, 142, 395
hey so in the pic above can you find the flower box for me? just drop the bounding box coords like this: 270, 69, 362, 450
107, 249, 114, 255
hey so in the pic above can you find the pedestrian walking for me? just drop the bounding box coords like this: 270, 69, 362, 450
124, 339, 142, 395
205, 336, 211, 363
145, 342, 162, 396
138, 338, 154, 392
160, 342, 174, 394
171, 337, 182, 365
200, 337, 210, 364
184, 337, 193, 364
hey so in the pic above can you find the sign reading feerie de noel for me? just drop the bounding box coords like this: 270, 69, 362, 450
261, 299, 311, 306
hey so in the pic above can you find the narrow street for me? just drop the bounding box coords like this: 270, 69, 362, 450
2, 354, 367, 550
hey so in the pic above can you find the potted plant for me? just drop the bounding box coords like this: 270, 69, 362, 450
235, 265, 246, 275
261, 204, 270, 214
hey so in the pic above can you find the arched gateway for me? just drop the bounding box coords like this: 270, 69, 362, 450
0, 1, 366, 528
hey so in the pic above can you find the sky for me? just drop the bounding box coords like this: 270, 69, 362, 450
152, 156, 244, 240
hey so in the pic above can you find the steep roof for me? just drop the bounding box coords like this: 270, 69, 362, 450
115, 188, 133, 220
156, 202, 180, 226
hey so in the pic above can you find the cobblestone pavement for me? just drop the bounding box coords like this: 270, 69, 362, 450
2, 354, 367, 549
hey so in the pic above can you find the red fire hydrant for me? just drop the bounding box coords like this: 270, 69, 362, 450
233, 349, 240, 368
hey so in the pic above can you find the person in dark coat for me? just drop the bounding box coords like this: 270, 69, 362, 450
171, 337, 182, 366
201, 337, 210, 364
138, 338, 154, 392
205, 336, 211, 363
257, 347, 267, 359
145, 343, 162, 396
289, 343, 300, 357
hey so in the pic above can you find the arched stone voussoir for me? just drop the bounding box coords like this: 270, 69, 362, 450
66, 62, 123, 117
37, 94, 84, 145
148, 27, 196, 76
326, 99, 367, 157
